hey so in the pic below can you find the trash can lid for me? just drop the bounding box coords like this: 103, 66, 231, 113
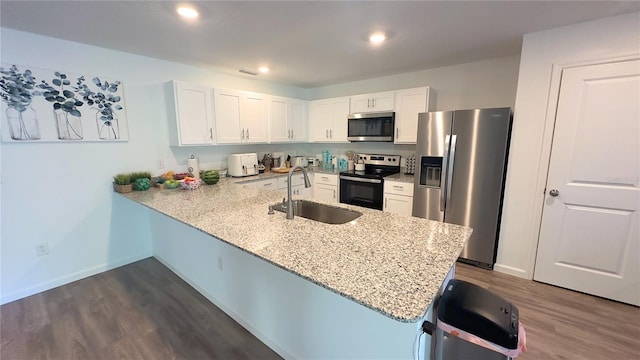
437, 279, 519, 349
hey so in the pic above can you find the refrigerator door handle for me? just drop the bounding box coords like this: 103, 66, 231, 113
446, 135, 458, 209
441, 135, 451, 211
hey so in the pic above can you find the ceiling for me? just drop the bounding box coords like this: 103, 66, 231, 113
1, 1, 638, 88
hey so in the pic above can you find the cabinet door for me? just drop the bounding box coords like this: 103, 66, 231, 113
350, 91, 394, 113
171, 82, 215, 146
350, 94, 373, 113
309, 100, 331, 142
290, 99, 307, 141
314, 185, 338, 203
241, 92, 268, 143
394, 87, 429, 144
370, 91, 395, 111
214, 89, 242, 144
269, 96, 290, 142
384, 193, 413, 216
329, 97, 349, 142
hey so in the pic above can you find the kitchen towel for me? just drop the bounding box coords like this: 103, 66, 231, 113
187, 156, 200, 179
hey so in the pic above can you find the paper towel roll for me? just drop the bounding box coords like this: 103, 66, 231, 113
187, 157, 200, 179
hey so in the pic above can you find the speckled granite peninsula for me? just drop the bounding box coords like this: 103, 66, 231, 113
119, 176, 472, 359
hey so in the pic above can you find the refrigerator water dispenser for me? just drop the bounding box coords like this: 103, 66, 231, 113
420, 156, 443, 187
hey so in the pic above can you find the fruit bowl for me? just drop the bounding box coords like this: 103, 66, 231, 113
163, 180, 180, 189
179, 178, 201, 190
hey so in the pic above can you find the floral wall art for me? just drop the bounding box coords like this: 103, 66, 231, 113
0, 64, 129, 142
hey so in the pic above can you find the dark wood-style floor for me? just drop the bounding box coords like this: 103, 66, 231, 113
1, 258, 638, 359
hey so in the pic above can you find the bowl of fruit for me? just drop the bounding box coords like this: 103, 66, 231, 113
179, 177, 201, 190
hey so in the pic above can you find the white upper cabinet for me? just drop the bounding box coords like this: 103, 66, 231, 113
215, 89, 268, 144
309, 97, 349, 142
168, 81, 215, 146
269, 96, 308, 143
350, 91, 395, 113
394, 87, 430, 144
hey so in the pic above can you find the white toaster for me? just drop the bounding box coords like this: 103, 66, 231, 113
228, 153, 258, 177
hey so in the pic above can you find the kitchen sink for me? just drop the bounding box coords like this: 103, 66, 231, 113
271, 199, 362, 224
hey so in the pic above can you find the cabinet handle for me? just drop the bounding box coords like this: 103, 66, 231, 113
372, 98, 376, 108
333, 189, 336, 199
209, 128, 213, 140
291, 129, 294, 139
393, 185, 403, 189
329, 129, 332, 138
241, 128, 245, 140
385, 198, 388, 209
326, 129, 329, 138
264, 183, 273, 187
322, 176, 328, 180
396, 127, 398, 139
367, 99, 371, 108
246, 128, 250, 139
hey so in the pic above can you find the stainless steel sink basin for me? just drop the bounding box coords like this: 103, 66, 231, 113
271, 200, 362, 224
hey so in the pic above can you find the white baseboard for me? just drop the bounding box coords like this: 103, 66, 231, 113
0, 252, 152, 305
493, 263, 532, 279
153, 254, 296, 360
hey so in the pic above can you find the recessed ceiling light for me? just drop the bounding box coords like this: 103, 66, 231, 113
177, 5, 199, 19
258, 66, 270, 74
369, 32, 386, 45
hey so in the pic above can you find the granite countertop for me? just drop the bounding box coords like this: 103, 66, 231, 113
119, 178, 471, 322
385, 173, 415, 183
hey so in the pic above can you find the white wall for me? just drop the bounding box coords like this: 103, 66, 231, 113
307, 55, 521, 111
0, 28, 306, 304
495, 12, 640, 278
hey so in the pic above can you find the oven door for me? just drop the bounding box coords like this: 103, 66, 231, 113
339, 176, 384, 210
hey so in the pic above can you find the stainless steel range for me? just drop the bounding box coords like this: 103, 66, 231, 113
339, 154, 400, 210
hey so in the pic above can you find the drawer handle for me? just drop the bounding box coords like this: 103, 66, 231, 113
264, 183, 273, 186
393, 185, 403, 189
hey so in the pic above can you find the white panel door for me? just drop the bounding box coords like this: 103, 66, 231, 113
534, 59, 640, 306
269, 96, 289, 142
241, 92, 268, 143
174, 83, 214, 145
214, 89, 242, 144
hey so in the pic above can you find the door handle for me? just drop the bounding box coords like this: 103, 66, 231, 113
446, 135, 457, 209
549, 189, 560, 197
440, 135, 450, 211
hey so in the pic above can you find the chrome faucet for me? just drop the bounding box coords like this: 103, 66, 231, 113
286, 165, 312, 219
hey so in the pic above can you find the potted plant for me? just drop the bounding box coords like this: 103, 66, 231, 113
0, 65, 41, 140
37, 72, 84, 140
130, 171, 152, 191
74, 76, 124, 140
113, 173, 132, 193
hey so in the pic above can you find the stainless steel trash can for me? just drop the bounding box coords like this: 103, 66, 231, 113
434, 279, 523, 360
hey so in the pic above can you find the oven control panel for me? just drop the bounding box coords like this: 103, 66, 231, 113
358, 154, 400, 166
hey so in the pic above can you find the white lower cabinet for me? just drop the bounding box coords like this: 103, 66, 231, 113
313, 173, 339, 203
243, 173, 315, 197
383, 181, 414, 216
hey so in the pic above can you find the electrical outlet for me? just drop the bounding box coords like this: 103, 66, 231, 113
158, 160, 165, 169
35, 243, 50, 256
217, 256, 223, 271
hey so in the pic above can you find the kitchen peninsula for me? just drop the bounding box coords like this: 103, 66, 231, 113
119, 177, 471, 359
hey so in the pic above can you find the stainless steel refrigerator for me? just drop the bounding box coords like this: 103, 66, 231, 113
412, 107, 512, 269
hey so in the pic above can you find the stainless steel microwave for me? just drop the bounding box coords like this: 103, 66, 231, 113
347, 112, 395, 142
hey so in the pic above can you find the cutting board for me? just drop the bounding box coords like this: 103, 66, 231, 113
270, 167, 300, 173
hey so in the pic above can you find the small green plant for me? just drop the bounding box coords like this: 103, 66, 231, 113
129, 171, 151, 182
113, 173, 131, 185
